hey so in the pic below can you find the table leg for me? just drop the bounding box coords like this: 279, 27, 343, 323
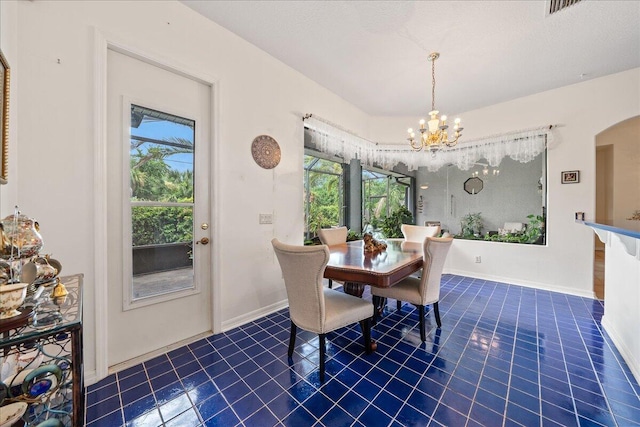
343, 282, 377, 352
342, 282, 364, 297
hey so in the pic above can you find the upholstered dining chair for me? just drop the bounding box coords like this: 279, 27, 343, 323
271, 239, 374, 382
397, 224, 442, 309
401, 223, 441, 242
371, 236, 453, 342
317, 226, 348, 288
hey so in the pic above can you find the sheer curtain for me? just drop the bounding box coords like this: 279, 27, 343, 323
304, 115, 553, 172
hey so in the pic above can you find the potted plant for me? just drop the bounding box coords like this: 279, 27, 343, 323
380, 206, 413, 238
460, 212, 483, 238
521, 214, 544, 244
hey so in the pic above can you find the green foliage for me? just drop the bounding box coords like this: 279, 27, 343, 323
522, 214, 544, 244
460, 212, 483, 237
347, 230, 361, 241
304, 159, 342, 237
130, 138, 194, 245
132, 206, 192, 246
363, 176, 408, 227
379, 206, 413, 238
481, 213, 545, 245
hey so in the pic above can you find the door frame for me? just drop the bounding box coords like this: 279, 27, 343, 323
92, 28, 221, 384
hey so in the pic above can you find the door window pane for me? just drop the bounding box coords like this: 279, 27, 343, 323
130, 105, 195, 300
130, 105, 194, 203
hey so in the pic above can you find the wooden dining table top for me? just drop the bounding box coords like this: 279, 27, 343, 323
324, 239, 424, 288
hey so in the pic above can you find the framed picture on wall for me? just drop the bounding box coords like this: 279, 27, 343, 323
561, 170, 579, 184
0, 49, 10, 184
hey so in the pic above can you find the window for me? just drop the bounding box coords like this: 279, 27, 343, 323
129, 105, 195, 300
362, 168, 411, 233
304, 154, 344, 241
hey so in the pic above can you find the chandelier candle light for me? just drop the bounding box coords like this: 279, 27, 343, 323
407, 52, 463, 154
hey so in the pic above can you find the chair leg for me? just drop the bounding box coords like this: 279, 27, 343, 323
319, 334, 326, 382
288, 321, 297, 357
328, 279, 333, 289
397, 300, 402, 311
434, 301, 442, 328
371, 296, 379, 325
359, 319, 373, 354
418, 305, 426, 342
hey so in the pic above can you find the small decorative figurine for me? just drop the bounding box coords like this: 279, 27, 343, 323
363, 233, 387, 253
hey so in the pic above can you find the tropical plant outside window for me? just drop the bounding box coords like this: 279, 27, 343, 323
362, 169, 411, 237
129, 105, 195, 299
304, 155, 344, 240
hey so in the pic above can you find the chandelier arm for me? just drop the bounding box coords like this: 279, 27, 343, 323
409, 139, 424, 151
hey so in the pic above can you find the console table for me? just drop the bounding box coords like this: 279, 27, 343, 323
0, 274, 84, 426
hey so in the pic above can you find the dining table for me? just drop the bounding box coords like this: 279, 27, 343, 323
324, 238, 424, 297
323, 238, 424, 351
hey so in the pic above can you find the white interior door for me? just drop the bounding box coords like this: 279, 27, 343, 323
106, 49, 212, 367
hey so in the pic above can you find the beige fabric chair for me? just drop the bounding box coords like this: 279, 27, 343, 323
271, 239, 373, 381
401, 224, 441, 242
371, 237, 453, 341
317, 226, 348, 245
398, 224, 442, 307
317, 226, 348, 288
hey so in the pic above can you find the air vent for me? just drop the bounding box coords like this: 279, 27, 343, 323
548, 0, 582, 15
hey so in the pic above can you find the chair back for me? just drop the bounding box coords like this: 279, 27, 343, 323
401, 224, 441, 242
317, 226, 348, 246
419, 237, 453, 304
271, 239, 328, 332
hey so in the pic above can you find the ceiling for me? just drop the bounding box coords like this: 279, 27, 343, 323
180, 1, 640, 117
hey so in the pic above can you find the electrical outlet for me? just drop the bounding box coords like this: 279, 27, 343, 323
259, 213, 273, 224
475, 256, 481, 263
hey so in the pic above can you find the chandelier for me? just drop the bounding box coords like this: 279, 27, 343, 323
472, 163, 499, 178
407, 52, 463, 154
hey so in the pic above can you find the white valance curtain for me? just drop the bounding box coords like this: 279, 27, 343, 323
304, 115, 553, 172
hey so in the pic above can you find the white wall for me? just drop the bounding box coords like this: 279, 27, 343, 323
0, 0, 18, 212
3, 0, 370, 383
370, 68, 640, 297
4, 0, 640, 383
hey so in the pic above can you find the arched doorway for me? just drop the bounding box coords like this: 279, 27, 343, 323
595, 115, 640, 299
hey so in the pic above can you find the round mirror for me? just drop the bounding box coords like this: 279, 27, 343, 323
464, 177, 483, 195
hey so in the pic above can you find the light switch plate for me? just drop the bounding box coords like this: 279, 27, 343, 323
259, 213, 273, 224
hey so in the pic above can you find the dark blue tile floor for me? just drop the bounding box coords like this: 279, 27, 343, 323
85, 275, 640, 426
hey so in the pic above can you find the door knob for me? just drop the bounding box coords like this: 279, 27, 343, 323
196, 237, 210, 245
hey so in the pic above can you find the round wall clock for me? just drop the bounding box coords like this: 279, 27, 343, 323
251, 135, 281, 169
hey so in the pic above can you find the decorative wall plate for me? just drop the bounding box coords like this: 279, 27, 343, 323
251, 135, 281, 169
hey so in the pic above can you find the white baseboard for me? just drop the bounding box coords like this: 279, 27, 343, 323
85, 302, 290, 387
445, 269, 595, 299
84, 369, 98, 387
87, 331, 213, 385
602, 316, 640, 384
221, 299, 289, 332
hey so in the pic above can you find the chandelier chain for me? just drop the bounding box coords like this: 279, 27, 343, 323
431, 58, 436, 112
